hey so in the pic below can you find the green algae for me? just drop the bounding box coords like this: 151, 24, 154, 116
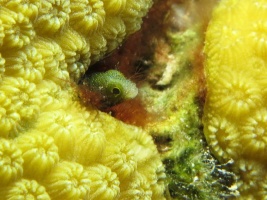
139, 25, 238, 199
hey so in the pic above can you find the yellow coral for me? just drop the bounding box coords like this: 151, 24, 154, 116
0, 53, 5, 78
34, 0, 70, 35
4, 45, 45, 82
208, 67, 263, 118
55, 28, 90, 80
120, 172, 152, 200
0, 7, 35, 49
249, 20, 267, 57
204, 0, 267, 197
102, 0, 126, 15
32, 38, 69, 84
0, 20, 4, 46
240, 108, 267, 160
121, 0, 153, 34
16, 131, 59, 180
0, 90, 19, 137
102, 17, 126, 52
74, 126, 106, 165
0, 0, 166, 199
236, 159, 267, 199
43, 161, 91, 200
87, 31, 107, 63
32, 80, 67, 113
0, 77, 41, 137
6, 0, 39, 20
86, 164, 120, 200
35, 109, 80, 160
0, 138, 23, 185
204, 114, 241, 160
0, 179, 50, 200
69, 0, 105, 34
100, 141, 137, 181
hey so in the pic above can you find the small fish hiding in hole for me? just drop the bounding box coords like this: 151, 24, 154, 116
79, 69, 138, 109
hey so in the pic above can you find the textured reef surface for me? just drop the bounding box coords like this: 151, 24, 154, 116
1, 0, 266, 199
0, 0, 166, 199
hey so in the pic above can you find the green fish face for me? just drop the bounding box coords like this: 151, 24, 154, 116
83, 70, 138, 106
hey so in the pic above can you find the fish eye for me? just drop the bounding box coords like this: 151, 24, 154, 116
112, 87, 121, 95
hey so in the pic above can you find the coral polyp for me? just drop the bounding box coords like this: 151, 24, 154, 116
0, 179, 50, 200
69, 0, 105, 34
86, 164, 120, 200
240, 108, 267, 160
16, 131, 59, 180
0, 7, 35, 49
208, 67, 263, 118
34, 0, 70, 35
4, 46, 45, 81
0, 138, 23, 185
43, 161, 91, 200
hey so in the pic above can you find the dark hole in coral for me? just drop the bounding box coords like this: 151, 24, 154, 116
153, 135, 172, 153
151, 83, 170, 91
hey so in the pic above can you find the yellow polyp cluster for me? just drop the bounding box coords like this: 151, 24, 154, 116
4, 46, 45, 82
0, 0, 153, 80
204, 0, 267, 198
100, 142, 137, 181
74, 128, 106, 165
120, 0, 152, 34
0, 179, 51, 200
102, 0, 126, 15
102, 17, 126, 52
0, 7, 35, 49
86, 164, 120, 199
120, 172, 153, 199
0, 138, 23, 185
16, 131, 59, 180
32, 38, 68, 84
55, 28, 90, 80
0, 0, 166, 199
43, 161, 91, 200
34, 1, 70, 35
69, 0, 105, 34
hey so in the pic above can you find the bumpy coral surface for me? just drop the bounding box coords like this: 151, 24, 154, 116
0, 0, 166, 199
203, 0, 267, 198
